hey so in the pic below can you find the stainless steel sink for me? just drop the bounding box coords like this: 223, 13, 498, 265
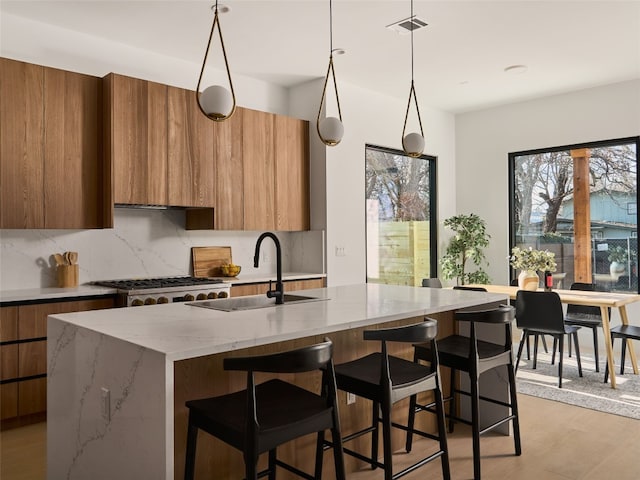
186, 294, 327, 312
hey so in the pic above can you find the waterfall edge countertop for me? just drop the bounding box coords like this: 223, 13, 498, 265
46, 283, 509, 480
48, 283, 508, 362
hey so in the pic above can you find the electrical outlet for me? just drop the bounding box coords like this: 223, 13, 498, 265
262, 252, 270, 263
101, 387, 110, 421
347, 392, 356, 405
335, 246, 346, 257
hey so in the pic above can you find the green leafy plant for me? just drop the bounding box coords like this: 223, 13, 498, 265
440, 213, 491, 285
607, 246, 634, 264
509, 246, 557, 272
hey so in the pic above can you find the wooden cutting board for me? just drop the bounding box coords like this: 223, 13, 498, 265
192, 246, 232, 277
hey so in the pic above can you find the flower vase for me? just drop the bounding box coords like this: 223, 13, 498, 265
518, 270, 539, 291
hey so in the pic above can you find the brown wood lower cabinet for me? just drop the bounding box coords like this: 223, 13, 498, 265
0, 297, 115, 429
230, 278, 325, 298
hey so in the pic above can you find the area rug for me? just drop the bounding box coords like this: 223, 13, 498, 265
515, 351, 640, 420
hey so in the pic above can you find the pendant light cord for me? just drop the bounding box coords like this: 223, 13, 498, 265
410, 0, 414, 83
329, 0, 333, 54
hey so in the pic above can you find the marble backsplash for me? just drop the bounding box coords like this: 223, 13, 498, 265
0, 208, 325, 291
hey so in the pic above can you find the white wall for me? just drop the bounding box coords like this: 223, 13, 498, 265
290, 79, 456, 286
456, 80, 640, 286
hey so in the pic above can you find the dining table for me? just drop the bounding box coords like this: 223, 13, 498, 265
471, 284, 640, 389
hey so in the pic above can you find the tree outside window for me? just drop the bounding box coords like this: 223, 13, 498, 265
509, 137, 639, 292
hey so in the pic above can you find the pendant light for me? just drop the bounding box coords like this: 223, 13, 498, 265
401, 0, 425, 157
317, 0, 344, 146
196, 1, 236, 121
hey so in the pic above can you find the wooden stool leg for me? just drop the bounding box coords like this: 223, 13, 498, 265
507, 363, 522, 456
381, 400, 393, 480
314, 431, 324, 479
434, 382, 451, 480
371, 401, 379, 470
470, 372, 482, 480
406, 393, 417, 452
268, 449, 277, 480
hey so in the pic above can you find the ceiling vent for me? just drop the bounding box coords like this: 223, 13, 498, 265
386, 15, 428, 35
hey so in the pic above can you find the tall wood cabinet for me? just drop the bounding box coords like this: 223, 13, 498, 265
0, 58, 106, 229
274, 115, 310, 231
167, 86, 215, 207
104, 73, 168, 206
0, 297, 115, 429
243, 109, 276, 230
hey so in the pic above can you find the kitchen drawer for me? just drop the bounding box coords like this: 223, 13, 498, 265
18, 377, 46, 416
0, 383, 18, 420
0, 343, 18, 380
18, 340, 46, 377
0, 306, 18, 342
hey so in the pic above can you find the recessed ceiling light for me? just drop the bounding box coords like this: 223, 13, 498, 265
211, 4, 231, 14
504, 65, 528, 75
332, 48, 346, 56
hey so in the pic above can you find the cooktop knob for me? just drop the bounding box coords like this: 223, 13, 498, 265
157, 297, 169, 304
196, 293, 207, 300
145, 298, 157, 305
207, 292, 218, 299
183, 294, 195, 301
131, 299, 144, 307
218, 291, 228, 298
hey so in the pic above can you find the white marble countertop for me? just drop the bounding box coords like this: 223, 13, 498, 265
0, 272, 324, 303
0, 285, 118, 304
49, 283, 508, 362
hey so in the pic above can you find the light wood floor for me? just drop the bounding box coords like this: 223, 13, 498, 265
2, 393, 639, 480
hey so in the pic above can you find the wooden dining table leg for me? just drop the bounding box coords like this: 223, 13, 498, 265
618, 306, 639, 374
600, 306, 617, 388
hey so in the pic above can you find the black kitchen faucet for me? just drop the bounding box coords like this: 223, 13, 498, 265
254, 232, 284, 304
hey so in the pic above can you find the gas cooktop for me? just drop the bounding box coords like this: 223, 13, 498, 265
93, 276, 224, 291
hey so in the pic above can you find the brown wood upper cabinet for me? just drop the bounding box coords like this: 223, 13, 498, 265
0, 58, 106, 229
104, 73, 168, 206
275, 115, 310, 231
167, 86, 215, 208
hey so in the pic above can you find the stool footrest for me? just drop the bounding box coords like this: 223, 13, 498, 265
391, 422, 441, 442
273, 458, 317, 480
479, 414, 517, 436
392, 450, 446, 480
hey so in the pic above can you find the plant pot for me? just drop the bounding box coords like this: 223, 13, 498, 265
610, 261, 626, 281
518, 270, 539, 291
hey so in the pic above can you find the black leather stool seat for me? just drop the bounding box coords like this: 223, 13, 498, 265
186, 379, 334, 453
420, 335, 513, 374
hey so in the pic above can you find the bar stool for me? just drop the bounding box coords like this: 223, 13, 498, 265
184, 338, 345, 480
408, 304, 521, 480
332, 320, 450, 480
604, 324, 640, 383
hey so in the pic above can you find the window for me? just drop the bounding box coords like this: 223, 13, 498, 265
365, 145, 437, 286
509, 137, 639, 292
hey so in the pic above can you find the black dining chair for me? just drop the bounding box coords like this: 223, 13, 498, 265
515, 290, 583, 388
333, 320, 450, 480
184, 338, 345, 480
422, 278, 443, 288
604, 324, 640, 383
408, 304, 521, 480
564, 282, 606, 372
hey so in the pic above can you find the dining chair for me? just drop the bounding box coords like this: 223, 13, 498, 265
604, 324, 640, 383
564, 282, 607, 372
515, 290, 583, 388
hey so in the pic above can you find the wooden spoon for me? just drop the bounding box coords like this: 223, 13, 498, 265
68, 251, 78, 265
53, 253, 65, 266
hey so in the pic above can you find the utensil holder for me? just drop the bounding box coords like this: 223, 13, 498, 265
57, 264, 79, 288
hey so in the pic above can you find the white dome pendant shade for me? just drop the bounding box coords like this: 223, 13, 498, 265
316, 0, 344, 147
200, 85, 234, 119
401, 0, 425, 158
196, 2, 236, 122
318, 116, 344, 147
403, 131, 425, 157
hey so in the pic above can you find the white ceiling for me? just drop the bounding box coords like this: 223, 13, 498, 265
2, 0, 640, 113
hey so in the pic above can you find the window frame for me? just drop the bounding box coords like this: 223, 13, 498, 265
508, 136, 640, 291
364, 143, 438, 284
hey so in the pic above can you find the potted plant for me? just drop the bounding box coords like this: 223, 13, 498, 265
607, 246, 632, 280
440, 213, 491, 285
509, 246, 557, 290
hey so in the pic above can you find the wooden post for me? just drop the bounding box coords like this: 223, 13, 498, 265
571, 148, 592, 282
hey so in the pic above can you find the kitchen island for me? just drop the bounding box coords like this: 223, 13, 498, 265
47, 283, 508, 480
